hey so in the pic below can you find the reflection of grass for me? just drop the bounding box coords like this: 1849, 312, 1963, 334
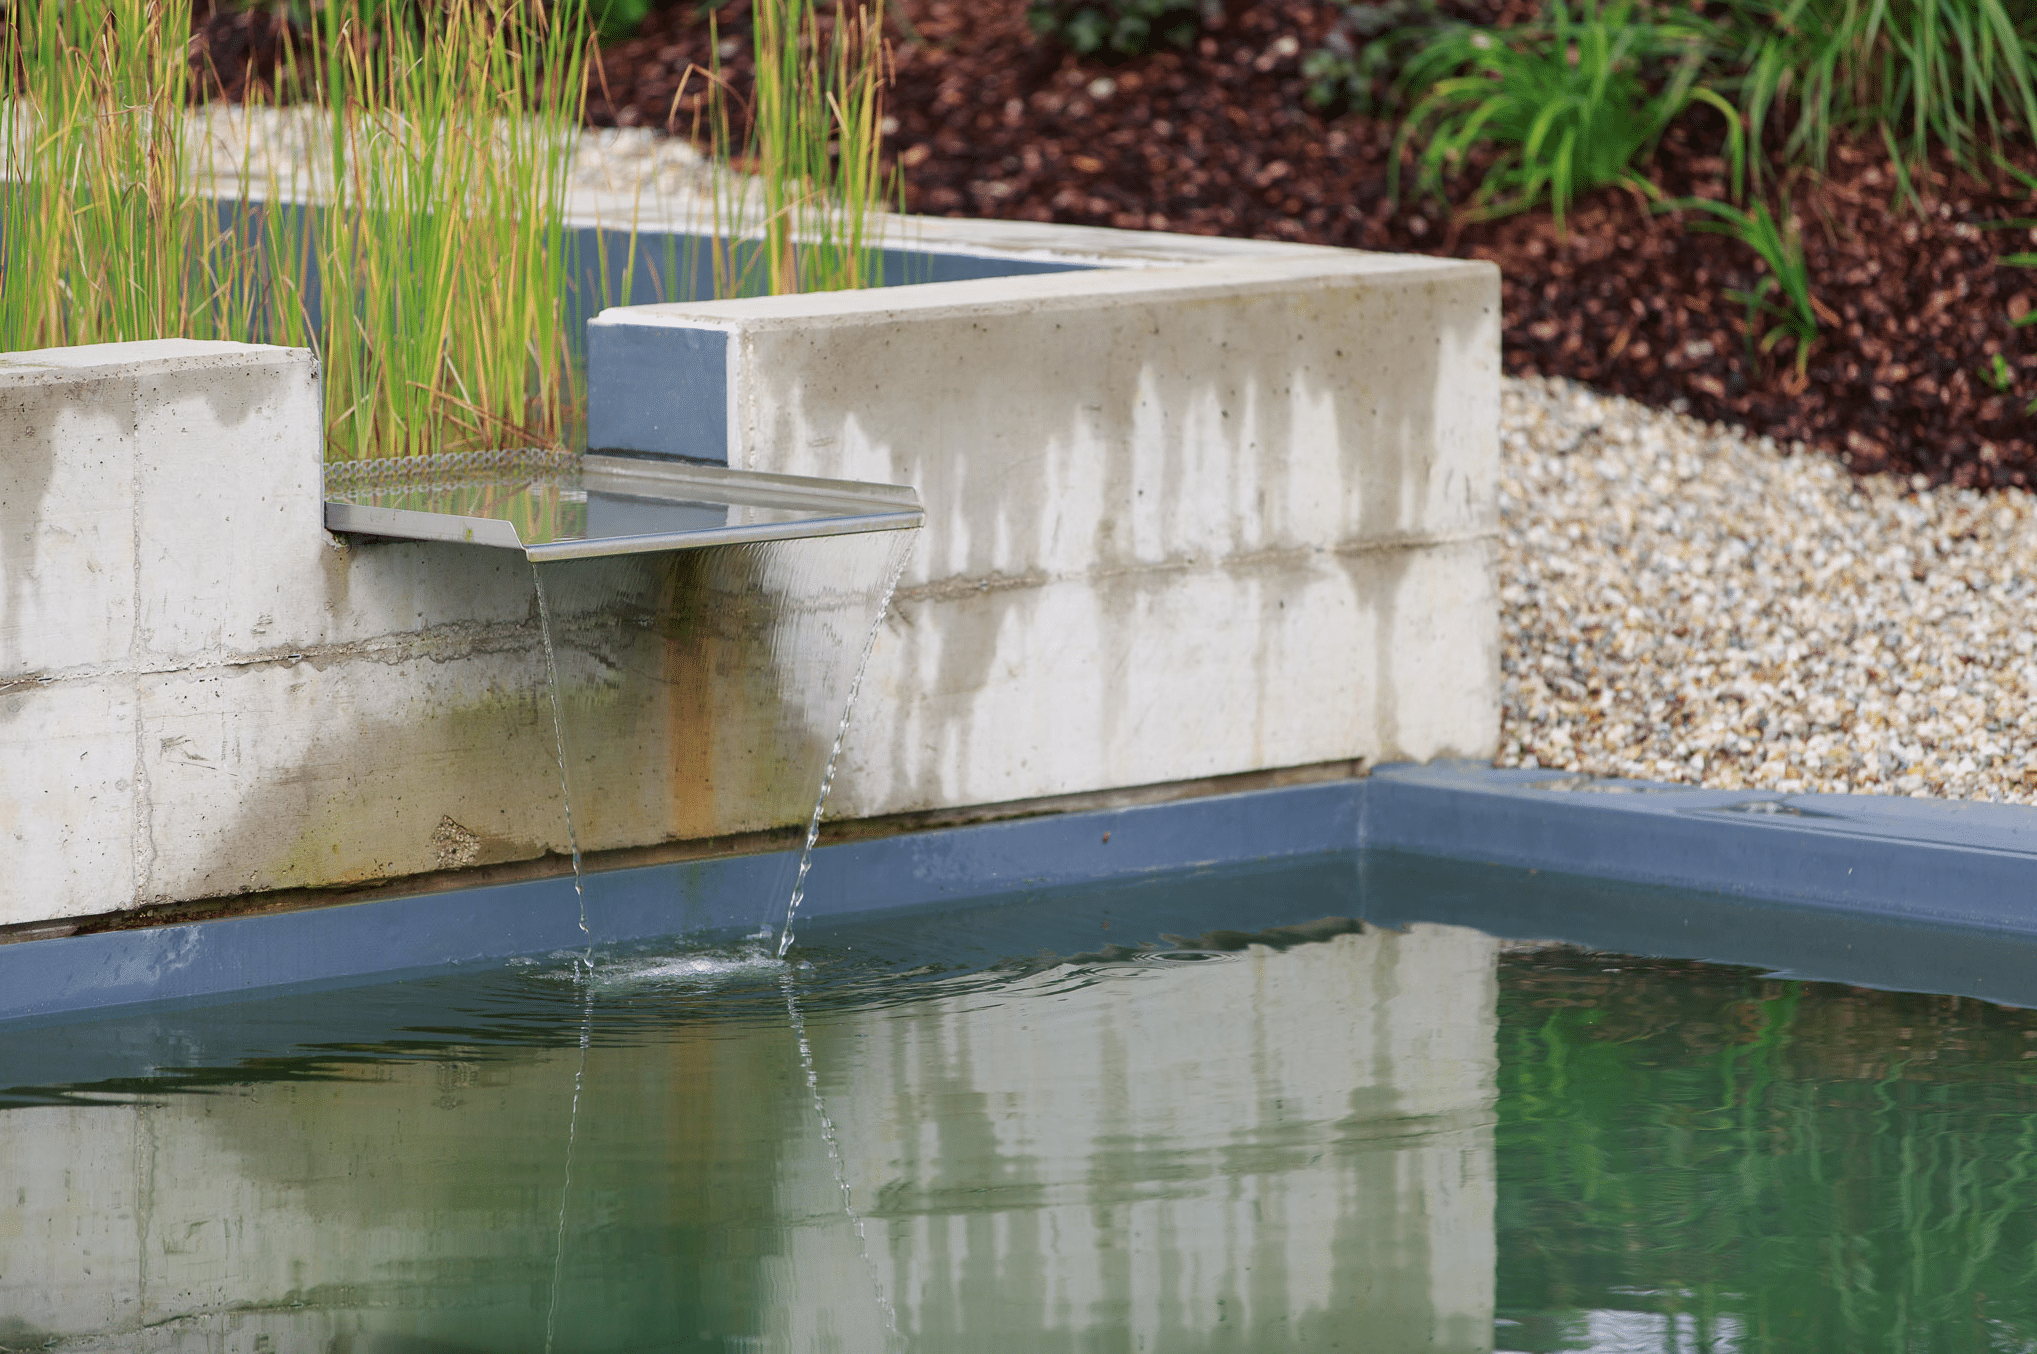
1497, 953, 2037, 1350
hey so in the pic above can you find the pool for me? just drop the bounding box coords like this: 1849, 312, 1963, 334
6, 848, 2036, 1352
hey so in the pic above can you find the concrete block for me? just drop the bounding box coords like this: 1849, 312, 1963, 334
0, 678, 137, 908
833, 535, 1495, 816
593, 245, 1502, 815
0, 354, 137, 676
131, 347, 323, 662
2, 213, 1502, 930
0, 342, 578, 923
136, 653, 562, 902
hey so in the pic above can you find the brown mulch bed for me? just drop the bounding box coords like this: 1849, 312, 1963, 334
195, 0, 2037, 488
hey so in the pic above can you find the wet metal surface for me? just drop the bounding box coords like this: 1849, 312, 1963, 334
324, 452, 922, 560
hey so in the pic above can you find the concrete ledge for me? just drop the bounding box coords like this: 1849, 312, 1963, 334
5, 213, 1501, 929
592, 249, 1503, 816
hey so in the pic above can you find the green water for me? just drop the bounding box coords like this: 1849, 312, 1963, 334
4, 865, 2037, 1353
1495, 950, 2037, 1354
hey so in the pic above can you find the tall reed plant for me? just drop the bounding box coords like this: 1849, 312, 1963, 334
295, 0, 590, 459
3, 0, 589, 461
0, 0, 251, 347
695, 0, 894, 297
3, 0, 895, 461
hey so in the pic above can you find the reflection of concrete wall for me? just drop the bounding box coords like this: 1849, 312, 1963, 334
0, 924, 1496, 1352
0, 1031, 801, 1353
794, 921, 1500, 1353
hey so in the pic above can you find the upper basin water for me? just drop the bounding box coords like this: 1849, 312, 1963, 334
324, 451, 923, 561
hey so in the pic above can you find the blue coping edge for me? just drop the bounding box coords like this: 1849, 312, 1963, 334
1362, 760, 2037, 933
14, 759, 2037, 1026
0, 779, 1361, 1026
578, 232, 1094, 464
586, 322, 729, 463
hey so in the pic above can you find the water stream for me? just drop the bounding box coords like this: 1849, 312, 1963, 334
527, 529, 915, 946
532, 568, 590, 943
776, 544, 911, 957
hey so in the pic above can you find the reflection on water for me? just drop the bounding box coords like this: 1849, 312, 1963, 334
0, 916, 1499, 1352
15, 859, 2037, 1354
1495, 950, 2037, 1354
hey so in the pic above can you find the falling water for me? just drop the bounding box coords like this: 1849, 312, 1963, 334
532, 567, 589, 943
542, 983, 594, 1354
776, 544, 912, 958
527, 528, 916, 949
780, 968, 906, 1348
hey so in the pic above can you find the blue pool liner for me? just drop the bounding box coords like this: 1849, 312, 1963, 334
8, 760, 2037, 1024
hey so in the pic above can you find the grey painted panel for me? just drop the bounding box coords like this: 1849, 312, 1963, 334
18, 759, 2037, 1034
585, 321, 729, 460
1364, 760, 2037, 932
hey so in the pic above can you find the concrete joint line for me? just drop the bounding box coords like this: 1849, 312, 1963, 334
0, 621, 544, 693
892, 532, 1498, 606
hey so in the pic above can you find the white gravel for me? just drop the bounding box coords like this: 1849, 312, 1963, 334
1499, 375, 2037, 802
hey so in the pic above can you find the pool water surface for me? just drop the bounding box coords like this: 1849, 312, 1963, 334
1, 854, 2033, 1353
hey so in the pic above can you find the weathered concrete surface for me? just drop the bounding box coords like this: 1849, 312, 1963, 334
0, 341, 573, 922
592, 251, 1500, 818
3, 216, 1499, 928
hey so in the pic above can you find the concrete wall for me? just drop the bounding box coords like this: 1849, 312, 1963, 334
0, 341, 569, 922
0, 921, 1498, 1353
0, 214, 1498, 929
593, 247, 1500, 822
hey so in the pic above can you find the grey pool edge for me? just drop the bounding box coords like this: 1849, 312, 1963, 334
7, 760, 2037, 1024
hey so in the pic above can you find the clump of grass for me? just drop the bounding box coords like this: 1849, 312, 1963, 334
3, 0, 897, 461
1390, 0, 1735, 231
293, 0, 590, 459
0, 0, 250, 347
1672, 194, 1830, 377
1716, 0, 2037, 180
690, 0, 896, 297
3, 0, 590, 461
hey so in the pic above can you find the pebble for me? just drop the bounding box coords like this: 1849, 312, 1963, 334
1500, 375, 2037, 802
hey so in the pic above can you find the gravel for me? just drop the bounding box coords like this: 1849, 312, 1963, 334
181, 106, 733, 210
1499, 375, 2037, 802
